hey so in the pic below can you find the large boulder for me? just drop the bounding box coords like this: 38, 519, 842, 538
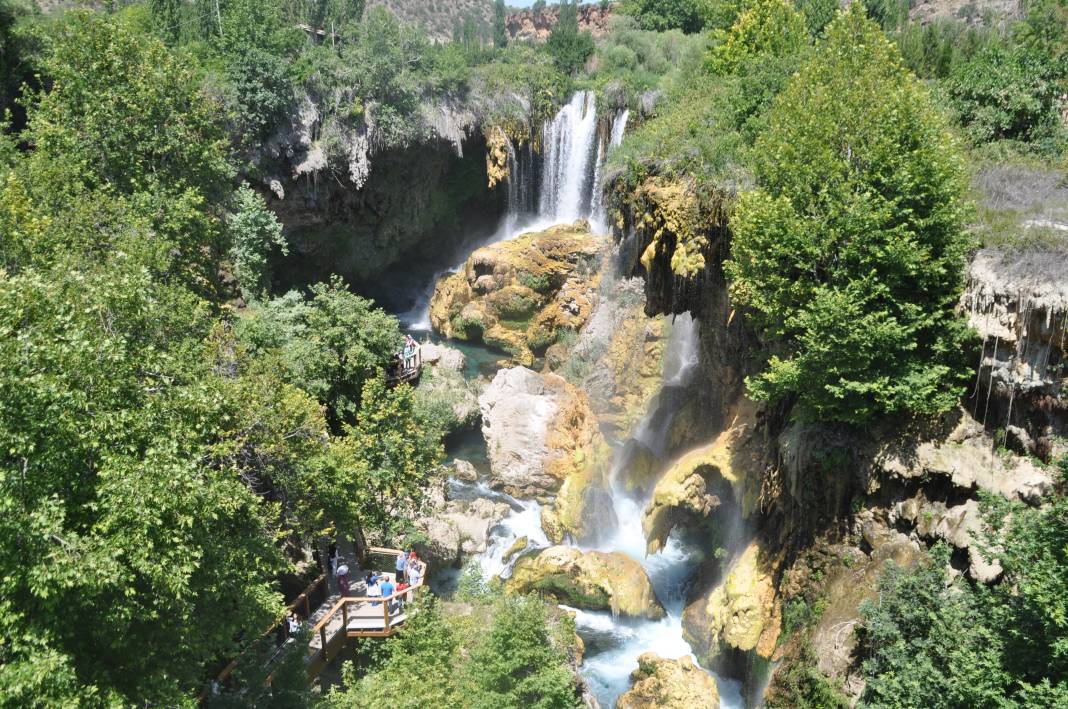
618, 653, 720, 709
891, 492, 1002, 582
684, 541, 781, 669
479, 367, 612, 542
506, 546, 666, 620
643, 399, 762, 554
429, 222, 604, 365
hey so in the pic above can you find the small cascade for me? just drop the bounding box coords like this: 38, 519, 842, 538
590, 109, 630, 233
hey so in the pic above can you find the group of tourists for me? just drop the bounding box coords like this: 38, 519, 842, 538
330, 549, 425, 613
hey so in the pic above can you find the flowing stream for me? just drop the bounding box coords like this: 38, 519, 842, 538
405, 93, 740, 706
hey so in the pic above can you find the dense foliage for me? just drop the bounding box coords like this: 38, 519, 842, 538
0, 8, 444, 704
859, 467, 1068, 707
547, 0, 595, 75
325, 594, 581, 708
725, 5, 971, 424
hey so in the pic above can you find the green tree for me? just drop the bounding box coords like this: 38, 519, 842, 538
947, 45, 1065, 147
227, 183, 288, 300
326, 595, 463, 708
236, 277, 401, 429
339, 377, 444, 539
859, 464, 1068, 707
148, 0, 181, 45
467, 595, 581, 709
706, 0, 807, 75
23, 12, 232, 290
0, 259, 286, 705
547, 0, 594, 74
493, 0, 508, 48
620, 0, 712, 32
0, 0, 43, 132
795, 0, 837, 36
725, 4, 971, 424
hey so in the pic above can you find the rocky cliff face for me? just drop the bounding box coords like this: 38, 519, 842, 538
606, 167, 1068, 703
506, 4, 615, 43
961, 247, 1068, 460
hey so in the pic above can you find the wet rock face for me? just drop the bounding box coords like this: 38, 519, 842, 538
962, 247, 1068, 456
506, 545, 666, 620
430, 221, 605, 365
684, 541, 782, 671
618, 653, 720, 709
643, 398, 762, 555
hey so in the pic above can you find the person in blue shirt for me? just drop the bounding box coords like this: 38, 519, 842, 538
395, 549, 408, 582
380, 577, 396, 613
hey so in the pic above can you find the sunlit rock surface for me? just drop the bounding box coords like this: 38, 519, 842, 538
618, 653, 720, 709
507, 545, 666, 620
430, 221, 604, 365
479, 367, 612, 542
684, 541, 781, 667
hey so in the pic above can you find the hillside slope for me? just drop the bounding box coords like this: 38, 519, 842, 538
368, 0, 492, 42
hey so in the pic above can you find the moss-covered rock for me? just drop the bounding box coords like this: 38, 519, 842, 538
507, 546, 666, 619
429, 221, 605, 364
618, 653, 720, 709
643, 398, 762, 554
683, 541, 782, 669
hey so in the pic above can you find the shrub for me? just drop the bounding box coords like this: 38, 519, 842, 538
948, 45, 1065, 147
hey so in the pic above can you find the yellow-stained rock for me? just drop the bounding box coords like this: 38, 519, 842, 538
602, 310, 668, 438
627, 178, 714, 278
506, 545, 666, 620
485, 127, 510, 189
618, 653, 720, 709
643, 398, 762, 554
683, 541, 782, 665
429, 222, 604, 364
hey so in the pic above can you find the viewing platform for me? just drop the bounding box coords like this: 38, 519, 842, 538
204, 547, 423, 700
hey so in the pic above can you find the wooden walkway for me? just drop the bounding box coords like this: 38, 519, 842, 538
203, 547, 422, 700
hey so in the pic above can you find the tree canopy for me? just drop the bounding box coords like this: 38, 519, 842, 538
725, 4, 972, 424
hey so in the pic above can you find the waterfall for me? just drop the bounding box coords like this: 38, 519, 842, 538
539, 91, 600, 223
590, 108, 630, 232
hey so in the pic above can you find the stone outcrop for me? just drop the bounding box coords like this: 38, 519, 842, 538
618, 653, 720, 709
415, 497, 512, 570
874, 410, 1052, 504
961, 246, 1068, 459
684, 542, 781, 670
430, 222, 605, 365
507, 546, 666, 620
643, 399, 762, 554
768, 515, 923, 704
479, 367, 612, 542
506, 4, 614, 42
890, 493, 1002, 582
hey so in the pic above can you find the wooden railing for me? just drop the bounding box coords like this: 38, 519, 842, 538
200, 573, 327, 700
305, 547, 425, 677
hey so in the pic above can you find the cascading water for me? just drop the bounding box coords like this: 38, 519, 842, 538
465, 313, 742, 708
539, 91, 600, 223
400, 93, 624, 329
590, 109, 629, 233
